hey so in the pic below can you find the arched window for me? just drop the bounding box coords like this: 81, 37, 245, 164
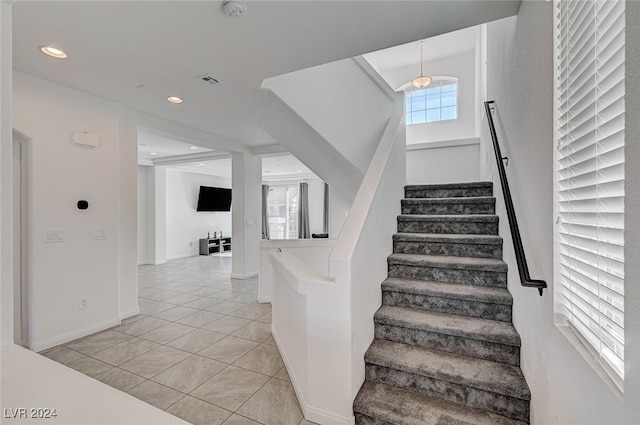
405, 77, 458, 125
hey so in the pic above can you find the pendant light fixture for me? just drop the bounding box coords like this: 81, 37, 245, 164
412, 40, 432, 89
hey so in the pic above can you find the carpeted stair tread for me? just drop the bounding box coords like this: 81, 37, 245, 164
366, 339, 531, 400
388, 253, 507, 272
354, 381, 528, 425
398, 214, 498, 223
375, 305, 520, 346
393, 233, 503, 245
402, 196, 495, 204
382, 277, 512, 305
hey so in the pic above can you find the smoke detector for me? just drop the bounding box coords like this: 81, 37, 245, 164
223, 0, 246, 18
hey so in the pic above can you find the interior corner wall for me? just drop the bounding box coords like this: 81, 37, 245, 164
165, 169, 231, 260
1, 0, 14, 347
486, 4, 627, 424
13, 71, 121, 350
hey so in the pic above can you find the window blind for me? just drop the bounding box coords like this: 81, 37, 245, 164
555, 0, 625, 384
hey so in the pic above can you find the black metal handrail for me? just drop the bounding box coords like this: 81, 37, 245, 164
484, 100, 546, 296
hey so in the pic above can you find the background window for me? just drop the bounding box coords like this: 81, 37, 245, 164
267, 185, 299, 239
406, 79, 457, 125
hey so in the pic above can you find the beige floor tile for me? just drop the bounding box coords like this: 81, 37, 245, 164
144, 290, 182, 301
92, 337, 160, 366
39, 346, 85, 366
234, 344, 284, 376
229, 293, 259, 305
138, 322, 196, 344
177, 311, 223, 327
198, 336, 258, 363
152, 355, 227, 393
167, 328, 226, 353
128, 381, 185, 410
236, 378, 303, 425
65, 330, 132, 355
229, 304, 271, 320
167, 396, 232, 425
256, 312, 272, 323
232, 321, 271, 343
119, 345, 191, 378
112, 316, 169, 336
190, 366, 269, 411
139, 301, 176, 316
273, 366, 291, 382
163, 293, 201, 306
94, 367, 146, 392
66, 356, 113, 377
153, 306, 200, 321
222, 414, 262, 425
207, 301, 247, 315
204, 316, 252, 334
183, 297, 224, 311
263, 336, 277, 347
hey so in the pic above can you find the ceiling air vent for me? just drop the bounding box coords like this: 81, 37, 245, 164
195, 74, 221, 87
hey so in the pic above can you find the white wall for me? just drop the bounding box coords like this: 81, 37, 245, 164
406, 139, 481, 185
165, 169, 232, 260
13, 72, 123, 350
485, 3, 638, 423
263, 58, 393, 175
137, 166, 150, 263
1, 0, 14, 347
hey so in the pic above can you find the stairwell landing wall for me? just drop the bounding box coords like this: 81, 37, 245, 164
485, 2, 638, 423
12, 72, 128, 351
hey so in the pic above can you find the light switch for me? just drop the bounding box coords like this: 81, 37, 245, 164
44, 230, 65, 243
93, 228, 106, 240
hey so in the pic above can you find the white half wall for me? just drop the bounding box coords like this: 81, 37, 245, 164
485, 3, 637, 423
13, 72, 122, 350
406, 139, 481, 185
165, 169, 231, 260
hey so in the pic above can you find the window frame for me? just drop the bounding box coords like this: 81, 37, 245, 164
405, 77, 458, 126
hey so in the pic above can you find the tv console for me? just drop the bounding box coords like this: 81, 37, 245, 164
199, 236, 232, 255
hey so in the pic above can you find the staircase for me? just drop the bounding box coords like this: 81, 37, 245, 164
353, 182, 531, 425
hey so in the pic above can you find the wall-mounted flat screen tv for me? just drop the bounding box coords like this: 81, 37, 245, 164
196, 186, 232, 212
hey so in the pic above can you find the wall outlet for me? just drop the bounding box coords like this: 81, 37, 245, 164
80, 297, 88, 310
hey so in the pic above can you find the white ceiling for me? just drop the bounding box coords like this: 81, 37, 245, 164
363, 25, 479, 74
138, 132, 215, 161
12, 1, 520, 153
162, 154, 317, 182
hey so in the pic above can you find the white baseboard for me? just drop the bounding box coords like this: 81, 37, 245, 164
33, 317, 120, 353
271, 326, 355, 425
119, 307, 140, 321
231, 271, 259, 279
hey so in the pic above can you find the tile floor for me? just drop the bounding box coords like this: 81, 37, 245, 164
40, 254, 316, 425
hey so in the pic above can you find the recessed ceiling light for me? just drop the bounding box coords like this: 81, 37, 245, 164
167, 96, 183, 104
150, 152, 158, 156
39, 45, 67, 59
223, 0, 246, 17
297, 170, 302, 173
199, 163, 205, 166
190, 146, 200, 150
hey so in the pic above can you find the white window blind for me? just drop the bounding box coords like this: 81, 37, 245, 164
555, 0, 625, 385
